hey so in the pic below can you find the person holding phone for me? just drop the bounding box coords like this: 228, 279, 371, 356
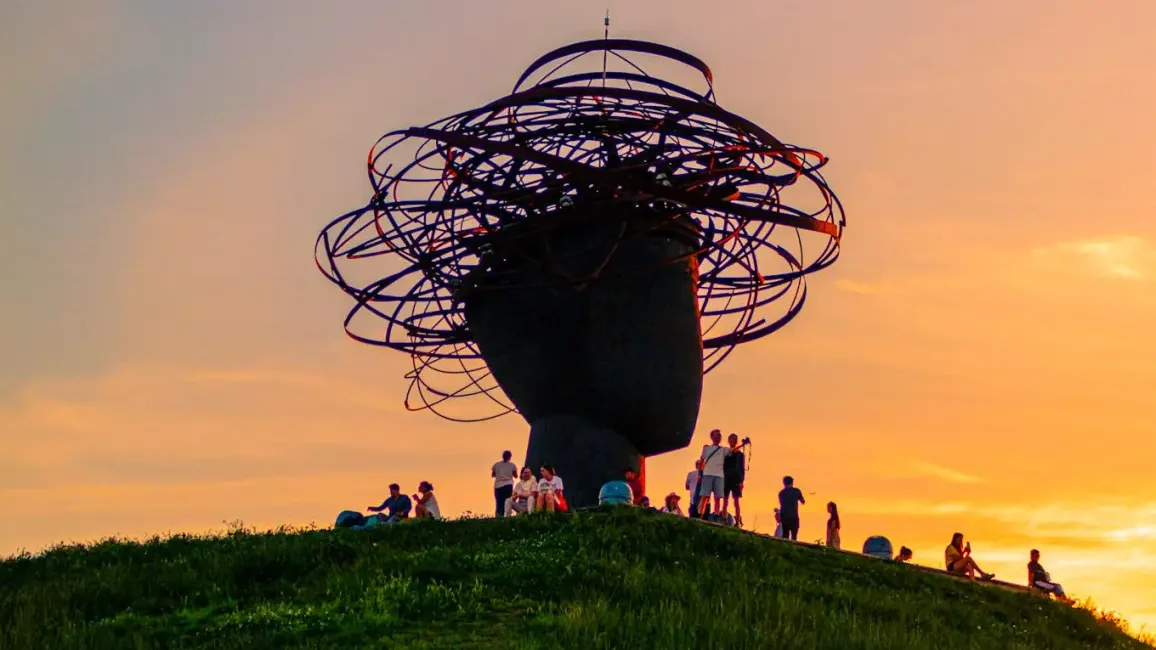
945, 532, 994, 580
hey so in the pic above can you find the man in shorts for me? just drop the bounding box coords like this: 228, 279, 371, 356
722, 433, 745, 527
697, 429, 726, 518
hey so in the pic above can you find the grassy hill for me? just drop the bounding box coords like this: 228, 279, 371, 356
1, 508, 1150, 650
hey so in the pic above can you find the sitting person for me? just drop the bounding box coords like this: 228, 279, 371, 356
412, 481, 441, 520
1028, 549, 1070, 602
659, 492, 684, 515
638, 496, 652, 509
367, 483, 412, 523
895, 546, 914, 563
945, 532, 994, 580
505, 467, 538, 516
536, 465, 565, 512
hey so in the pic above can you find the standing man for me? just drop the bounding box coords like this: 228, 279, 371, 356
721, 433, 745, 527
777, 476, 805, 540
491, 450, 518, 518
686, 460, 702, 518
697, 429, 726, 518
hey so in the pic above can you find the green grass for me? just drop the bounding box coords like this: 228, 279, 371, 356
1, 508, 1151, 650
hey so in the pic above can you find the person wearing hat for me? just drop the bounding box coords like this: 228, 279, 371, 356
660, 492, 684, 515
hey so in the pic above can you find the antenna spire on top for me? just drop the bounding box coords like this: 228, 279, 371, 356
601, 9, 610, 87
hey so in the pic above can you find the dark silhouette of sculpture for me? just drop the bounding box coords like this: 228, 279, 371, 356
315, 39, 844, 507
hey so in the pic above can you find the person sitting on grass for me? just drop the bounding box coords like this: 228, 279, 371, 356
1028, 549, 1070, 602
505, 467, 537, 516
367, 483, 412, 523
638, 496, 652, 509
660, 492, 684, 515
413, 481, 441, 520
895, 546, 914, 563
945, 532, 995, 580
536, 465, 565, 512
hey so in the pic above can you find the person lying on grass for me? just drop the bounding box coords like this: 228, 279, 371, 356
1029, 549, 1071, 603
367, 483, 412, 523
945, 532, 995, 580
413, 481, 441, 520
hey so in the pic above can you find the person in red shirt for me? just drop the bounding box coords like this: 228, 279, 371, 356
624, 468, 645, 505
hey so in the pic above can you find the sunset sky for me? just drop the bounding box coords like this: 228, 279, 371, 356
3, 0, 1155, 634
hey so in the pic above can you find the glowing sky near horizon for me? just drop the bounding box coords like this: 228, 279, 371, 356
2, 0, 1155, 635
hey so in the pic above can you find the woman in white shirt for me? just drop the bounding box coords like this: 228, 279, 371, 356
413, 481, 441, 520
535, 465, 565, 512
506, 467, 538, 516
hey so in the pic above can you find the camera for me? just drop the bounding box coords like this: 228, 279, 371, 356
741, 436, 751, 445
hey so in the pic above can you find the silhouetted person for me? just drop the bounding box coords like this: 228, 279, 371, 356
624, 467, 644, 505
945, 533, 994, 580
777, 476, 805, 540
826, 502, 841, 549
722, 433, 745, 527
1028, 549, 1070, 602
895, 546, 913, 563
492, 450, 518, 517
368, 483, 412, 523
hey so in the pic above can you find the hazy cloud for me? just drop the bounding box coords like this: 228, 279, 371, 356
1030, 235, 1156, 281
910, 461, 983, 484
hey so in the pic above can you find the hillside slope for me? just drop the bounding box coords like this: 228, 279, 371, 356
1, 509, 1149, 650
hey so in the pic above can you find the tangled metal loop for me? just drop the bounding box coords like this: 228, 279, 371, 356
315, 39, 845, 422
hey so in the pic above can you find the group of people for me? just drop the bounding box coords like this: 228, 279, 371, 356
939, 533, 1070, 602
356, 434, 1071, 605
364, 481, 441, 523
685, 429, 747, 525
491, 451, 567, 516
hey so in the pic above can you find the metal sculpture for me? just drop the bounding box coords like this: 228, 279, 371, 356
315, 38, 844, 507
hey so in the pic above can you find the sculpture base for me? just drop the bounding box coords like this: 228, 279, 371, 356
525, 415, 644, 509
